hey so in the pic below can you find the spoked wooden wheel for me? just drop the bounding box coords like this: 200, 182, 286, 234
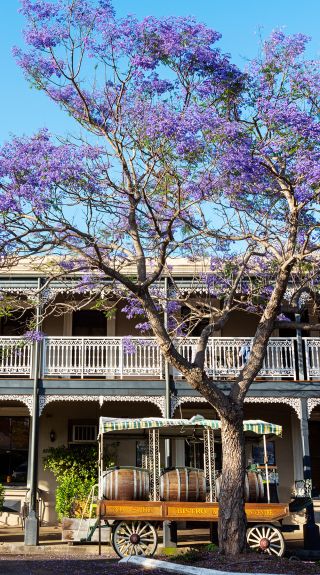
112, 520, 158, 558
246, 523, 285, 557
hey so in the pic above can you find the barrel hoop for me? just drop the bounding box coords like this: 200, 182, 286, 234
133, 469, 137, 499
110, 468, 113, 499
195, 471, 199, 501
185, 468, 188, 501
176, 468, 181, 501
115, 469, 118, 500
139, 470, 142, 499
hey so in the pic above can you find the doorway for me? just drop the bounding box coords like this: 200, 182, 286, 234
309, 421, 320, 496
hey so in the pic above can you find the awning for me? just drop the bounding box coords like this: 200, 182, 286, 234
98, 415, 282, 437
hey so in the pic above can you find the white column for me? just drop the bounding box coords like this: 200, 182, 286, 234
63, 312, 72, 336
107, 315, 116, 336
174, 439, 185, 467
291, 411, 304, 488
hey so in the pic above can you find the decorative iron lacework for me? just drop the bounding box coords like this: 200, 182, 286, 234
39, 394, 166, 416
307, 397, 320, 418
204, 428, 216, 502
0, 394, 33, 415
171, 395, 302, 419
148, 428, 160, 501
294, 479, 312, 498
171, 395, 209, 416
245, 397, 302, 420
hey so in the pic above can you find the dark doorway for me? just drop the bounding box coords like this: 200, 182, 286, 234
278, 310, 309, 338
309, 420, 320, 496
0, 310, 33, 336
72, 310, 106, 336
0, 417, 30, 485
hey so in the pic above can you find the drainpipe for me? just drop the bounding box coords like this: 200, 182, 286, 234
24, 277, 43, 546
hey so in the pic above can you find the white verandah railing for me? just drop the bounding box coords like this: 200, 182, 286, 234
304, 338, 320, 379
0, 338, 33, 376
43, 337, 163, 378
174, 337, 296, 379
0, 335, 297, 379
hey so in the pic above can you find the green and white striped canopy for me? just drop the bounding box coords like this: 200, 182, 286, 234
99, 415, 282, 437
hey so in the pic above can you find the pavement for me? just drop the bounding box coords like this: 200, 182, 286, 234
0, 527, 313, 575
0, 525, 304, 555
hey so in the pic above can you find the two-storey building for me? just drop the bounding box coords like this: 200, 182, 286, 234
0, 259, 319, 531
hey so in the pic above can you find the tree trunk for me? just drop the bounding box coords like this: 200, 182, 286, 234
218, 409, 247, 556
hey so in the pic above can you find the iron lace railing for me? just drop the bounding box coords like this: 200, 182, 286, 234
0, 335, 298, 379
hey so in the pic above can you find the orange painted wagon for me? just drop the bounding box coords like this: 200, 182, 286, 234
96, 416, 292, 558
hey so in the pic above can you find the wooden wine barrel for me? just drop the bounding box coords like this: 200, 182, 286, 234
247, 471, 259, 502
160, 467, 206, 502
257, 472, 264, 501
244, 473, 250, 502
215, 475, 221, 500
215, 473, 250, 502
103, 467, 150, 501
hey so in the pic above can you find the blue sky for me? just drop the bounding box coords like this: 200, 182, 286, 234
1, 0, 320, 144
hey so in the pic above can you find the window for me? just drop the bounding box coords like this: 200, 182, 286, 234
0, 417, 29, 484
71, 424, 97, 443
252, 441, 276, 466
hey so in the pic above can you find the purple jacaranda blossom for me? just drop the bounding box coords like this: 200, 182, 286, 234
277, 314, 292, 322
135, 322, 151, 333
122, 336, 136, 354
24, 330, 46, 342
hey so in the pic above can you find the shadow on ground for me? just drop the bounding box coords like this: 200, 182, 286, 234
0, 556, 167, 575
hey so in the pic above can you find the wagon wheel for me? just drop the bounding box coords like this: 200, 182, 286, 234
246, 523, 285, 557
112, 520, 158, 558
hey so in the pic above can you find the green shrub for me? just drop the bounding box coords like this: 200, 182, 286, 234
205, 543, 218, 552
43, 444, 99, 483
43, 444, 117, 520
55, 474, 96, 520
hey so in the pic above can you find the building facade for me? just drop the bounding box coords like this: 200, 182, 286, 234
0, 260, 319, 531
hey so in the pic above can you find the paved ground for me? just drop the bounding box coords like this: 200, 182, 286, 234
0, 555, 170, 575
0, 526, 307, 575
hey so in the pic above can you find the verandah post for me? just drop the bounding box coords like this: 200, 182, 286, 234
299, 398, 320, 549
24, 277, 43, 546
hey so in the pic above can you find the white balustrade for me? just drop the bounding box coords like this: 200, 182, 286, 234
260, 338, 295, 378
304, 338, 320, 379
174, 337, 296, 379
0, 335, 299, 380
0, 337, 32, 375
44, 337, 162, 378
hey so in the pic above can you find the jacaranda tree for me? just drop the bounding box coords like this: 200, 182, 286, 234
1, 0, 320, 555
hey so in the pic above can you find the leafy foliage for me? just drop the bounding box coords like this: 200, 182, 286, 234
43, 444, 99, 482
43, 444, 116, 519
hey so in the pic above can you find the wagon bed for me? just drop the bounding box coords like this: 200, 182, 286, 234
98, 499, 289, 523
97, 499, 289, 558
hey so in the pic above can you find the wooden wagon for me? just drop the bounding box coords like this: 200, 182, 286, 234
96, 416, 291, 558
